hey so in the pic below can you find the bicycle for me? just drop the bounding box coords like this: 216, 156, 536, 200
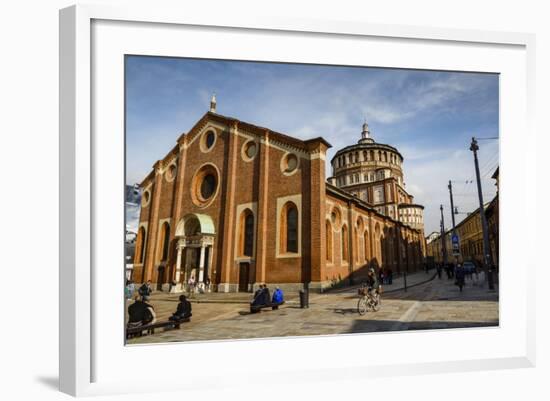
357, 284, 381, 315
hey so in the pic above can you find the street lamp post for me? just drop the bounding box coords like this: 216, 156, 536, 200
448, 180, 459, 265
439, 204, 448, 267
469, 137, 495, 290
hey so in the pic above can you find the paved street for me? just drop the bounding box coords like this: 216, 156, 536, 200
127, 273, 498, 345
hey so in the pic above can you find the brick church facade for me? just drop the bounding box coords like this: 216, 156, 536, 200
132, 100, 425, 293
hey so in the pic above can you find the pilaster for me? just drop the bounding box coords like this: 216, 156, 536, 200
219, 122, 239, 285
144, 160, 164, 282
255, 131, 270, 284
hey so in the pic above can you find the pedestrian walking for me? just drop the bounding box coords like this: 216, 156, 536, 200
455, 264, 465, 292
437, 264, 442, 279
187, 276, 196, 298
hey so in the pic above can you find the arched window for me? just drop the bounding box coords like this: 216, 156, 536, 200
364, 230, 369, 262
239, 210, 255, 257
160, 223, 170, 261
355, 227, 360, 263
136, 226, 146, 264
326, 220, 333, 262
341, 225, 349, 262
280, 202, 299, 253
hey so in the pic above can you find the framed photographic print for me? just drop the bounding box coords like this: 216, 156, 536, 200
60, 4, 535, 397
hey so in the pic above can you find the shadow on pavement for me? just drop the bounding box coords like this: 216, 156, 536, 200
327, 307, 358, 315
347, 319, 499, 333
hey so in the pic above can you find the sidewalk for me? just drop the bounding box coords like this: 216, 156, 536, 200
328, 269, 437, 294
145, 270, 436, 305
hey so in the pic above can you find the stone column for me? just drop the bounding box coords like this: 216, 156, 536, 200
207, 243, 214, 292
170, 140, 188, 283
176, 239, 184, 274
198, 244, 206, 283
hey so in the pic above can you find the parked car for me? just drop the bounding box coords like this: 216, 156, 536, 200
462, 261, 476, 274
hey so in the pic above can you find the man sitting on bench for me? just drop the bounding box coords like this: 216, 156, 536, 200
127, 295, 156, 329
250, 284, 271, 312
169, 294, 192, 322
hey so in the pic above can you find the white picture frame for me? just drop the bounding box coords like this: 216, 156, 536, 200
59, 4, 536, 397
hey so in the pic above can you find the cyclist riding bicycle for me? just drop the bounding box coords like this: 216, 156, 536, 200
357, 267, 381, 315
366, 268, 379, 295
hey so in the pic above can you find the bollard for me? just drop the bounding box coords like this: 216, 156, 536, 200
299, 289, 309, 308
404, 272, 407, 292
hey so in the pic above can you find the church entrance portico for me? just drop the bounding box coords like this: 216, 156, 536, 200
172, 213, 215, 293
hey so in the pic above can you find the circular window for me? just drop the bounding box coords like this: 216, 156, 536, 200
142, 190, 151, 207
281, 153, 299, 175
191, 164, 220, 207
200, 129, 216, 152
165, 163, 177, 182
200, 174, 217, 199
246, 142, 256, 158
242, 140, 257, 161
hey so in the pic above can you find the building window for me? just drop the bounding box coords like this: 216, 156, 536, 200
326, 220, 333, 262
341, 225, 349, 262
201, 174, 216, 199
242, 140, 258, 161
281, 153, 299, 174
280, 202, 299, 253
374, 186, 384, 204
136, 226, 146, 264
239, 209, 255, 257
142, 190, 151, 207
364, 230, 369, 261
191, 164, 220, 207
200, 129, 217, 152
165, 162, 177, 182
160, 223, 170, 261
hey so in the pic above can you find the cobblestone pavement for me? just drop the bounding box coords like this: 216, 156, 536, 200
127, 273, 498, 345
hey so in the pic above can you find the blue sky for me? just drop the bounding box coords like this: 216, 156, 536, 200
126, 56, 499, 235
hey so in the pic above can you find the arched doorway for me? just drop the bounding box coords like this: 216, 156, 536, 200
173, 213, 216, 292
